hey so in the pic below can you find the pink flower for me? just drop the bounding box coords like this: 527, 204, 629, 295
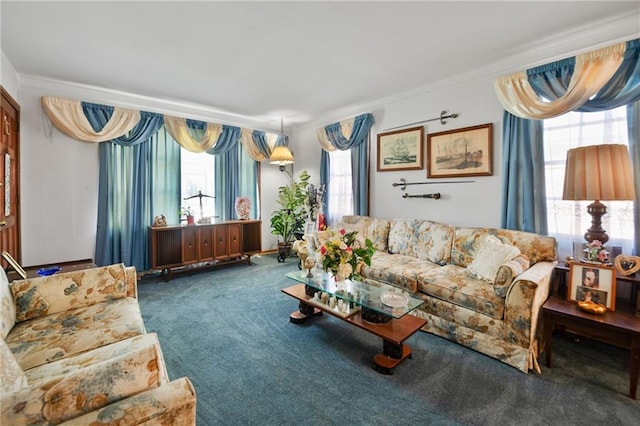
345, 246, 352, 254
320, 246, 327, 255
590, 240, 603, 248
597, 250, 608, 262
339, 228, 346, 235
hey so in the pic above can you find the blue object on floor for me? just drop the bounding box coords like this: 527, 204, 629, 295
37, 266, 61, 276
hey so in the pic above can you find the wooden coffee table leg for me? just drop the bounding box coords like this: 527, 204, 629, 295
289, 301, 322, 324
373, 339, 413, 375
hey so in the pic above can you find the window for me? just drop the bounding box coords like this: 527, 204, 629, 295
543, 106, 634, 257
180, 148, 216, 221
327, 149, 353, 225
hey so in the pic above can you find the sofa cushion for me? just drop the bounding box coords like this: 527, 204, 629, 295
361, 251, 441, 293
467, 235, 521, 282
417, 265, 505, 320
388, 219, 417, 256
10, 263, 129, 322
415, 220, 454, 265
24, 333, 169, 386
339, 216, 391, 251
0, 338, 28, 394
0, 268, 16, 340
5, 297, 146, 370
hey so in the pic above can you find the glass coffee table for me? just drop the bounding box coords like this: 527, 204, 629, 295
282, 270, 427, 374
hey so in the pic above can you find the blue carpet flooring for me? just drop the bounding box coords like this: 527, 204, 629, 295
137, 254, 640, 425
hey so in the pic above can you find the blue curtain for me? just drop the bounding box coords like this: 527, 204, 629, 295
320, 150, 331, 219
83, 103, 178, 270
501, 38, 640, 243
500, 113, 546, 233
350, 139, 369, 215
214, 146, 239, 220
321, 113, 375, 217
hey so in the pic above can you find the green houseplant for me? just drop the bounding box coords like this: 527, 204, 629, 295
270, 170, 311, 262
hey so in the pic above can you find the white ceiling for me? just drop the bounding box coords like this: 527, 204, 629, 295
2, 1, 639, 129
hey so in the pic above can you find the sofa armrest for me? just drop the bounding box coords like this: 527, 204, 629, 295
60, 377, 196, 425
125, 266, 138, 298
1, 339, 164, 425
503, 260, 557, 349
10, 263, 134, 322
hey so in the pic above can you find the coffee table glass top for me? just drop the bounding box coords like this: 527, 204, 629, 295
285, 270, 424, 319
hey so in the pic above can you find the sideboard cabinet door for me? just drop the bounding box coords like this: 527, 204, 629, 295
213, 225, 229, 259
228, 224, 242, 257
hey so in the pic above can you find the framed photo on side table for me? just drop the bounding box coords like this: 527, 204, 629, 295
568, 261, 617, 311
427, 123, 493, 178
376, 126, 424, 172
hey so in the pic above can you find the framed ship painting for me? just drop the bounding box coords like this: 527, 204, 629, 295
377, 126, 424, 172
427, 123, 493, 178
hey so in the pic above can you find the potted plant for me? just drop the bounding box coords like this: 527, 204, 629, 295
180, 206, 195, 225
270, 170, 311, 262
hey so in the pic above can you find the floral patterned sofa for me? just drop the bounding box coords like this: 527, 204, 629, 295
0, 263, 196, 425
337, 216, 557, 373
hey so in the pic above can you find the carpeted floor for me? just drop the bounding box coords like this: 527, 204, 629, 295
137, 254, 640, 425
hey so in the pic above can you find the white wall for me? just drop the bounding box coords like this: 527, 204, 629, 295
1, 50, 19, 99
292, 75, 503, 228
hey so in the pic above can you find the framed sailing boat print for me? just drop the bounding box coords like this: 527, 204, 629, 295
427, 123, 493, 178
377, 126, 424, 172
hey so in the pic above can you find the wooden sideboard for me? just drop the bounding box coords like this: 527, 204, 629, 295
149, 220, 261, 280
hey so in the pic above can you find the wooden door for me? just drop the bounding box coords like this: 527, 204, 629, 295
0, 87, 20, 265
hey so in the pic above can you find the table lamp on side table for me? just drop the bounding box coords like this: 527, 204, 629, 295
562, 144, 635, 245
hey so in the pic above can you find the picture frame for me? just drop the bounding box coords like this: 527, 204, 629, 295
426, 123, 493, 178
376, 126, 424, 172
2, 250, 26, 280
304, 221, 317, 236
568, 261, 617, 311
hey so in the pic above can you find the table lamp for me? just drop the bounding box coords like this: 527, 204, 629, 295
562, 144, 635, 244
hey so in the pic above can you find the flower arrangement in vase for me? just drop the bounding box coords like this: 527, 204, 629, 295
582, 240, 609, 264
235, 196, 251, 220
316, 227, 375, 281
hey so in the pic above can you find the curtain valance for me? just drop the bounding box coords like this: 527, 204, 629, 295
42, 96, 286, 160
82, 102, 164, 146
528, 39, 640, 112
164, 115, 222, 153
317, 113, 375, 151
42, 96, 140, 142
494, 42, 627, 119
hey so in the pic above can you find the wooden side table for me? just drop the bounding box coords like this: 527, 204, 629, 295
542, 296, 640, 399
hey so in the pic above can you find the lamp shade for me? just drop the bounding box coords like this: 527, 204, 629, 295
269, 146, 294, 165
562, 144, 635, 201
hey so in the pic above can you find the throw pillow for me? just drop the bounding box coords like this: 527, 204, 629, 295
468, 235, 521, 283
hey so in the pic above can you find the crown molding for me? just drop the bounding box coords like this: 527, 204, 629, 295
297, 11, 639, 132
19, 74, 280, 133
